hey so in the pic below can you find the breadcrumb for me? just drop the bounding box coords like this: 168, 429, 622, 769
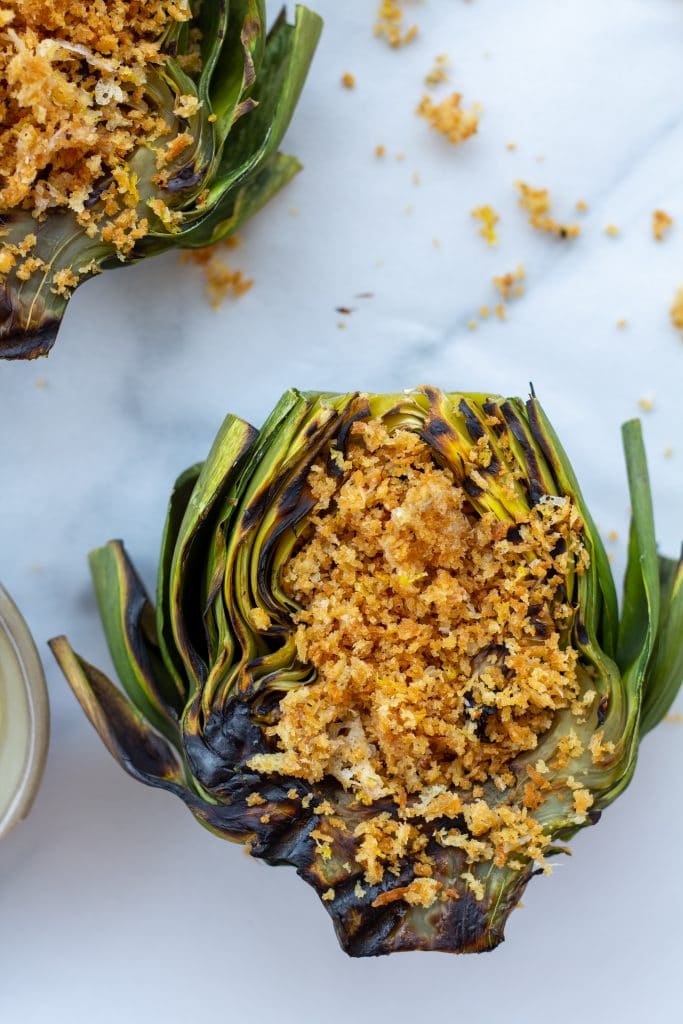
375, 0, 418, 48
341, 72, 356, 89
652, 210, 673, 242
425, 54, 449, 87
374, 144, 386, 158
670, 287, 683, 338
471, 205, 500, 247
604, 224, 620, 238
638, 397, 655, 413
417, 93, 479, 145
180, 240, 253, 308
575, 200, 589, 214
516, 183, 581, 239
493, 265, 526, 302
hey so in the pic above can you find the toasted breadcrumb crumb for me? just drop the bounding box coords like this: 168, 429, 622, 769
670, 287, 683, 338
664, 447, 674, 459
638, 397, 655, 413
249, 419, 591, 889
341, 72, 356, 89
604, 224, 620, 238
471, 205, 500, 247
375, 0, 418, 48
575, 200, 589, 214
607, 530, 619, 543
322, 888, 335, 902
180, 240, 253, 308
246, 793, 266, 807
372, 877, 442, 909
506, 142, 517, 152
374, 144, 386, 158
417, 92, 479, 145
493, 265, 526, 302
616, 319, 628, 330
425, 54, 449, 87
516, 183, 581, 239
652, 210, 673, 242
666, 712, 683, 724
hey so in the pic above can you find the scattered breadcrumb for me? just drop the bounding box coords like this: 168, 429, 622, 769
341, 72, 356, 89
180, 239, 253, 308
471, 205, 500, 247
395, 152, 406, 162
575, 200, 589, 214
495, 302, 507, 322
666, 712, 683, 724
412, 171, 421, 186
506, 142, 517, 152
670, 287, 683, 338
493, 265, 526, 302
468, 318, 478, 331
425, 54, 449, 87
664, 447, 674, 459
616, 319, 628, 330
374, 0, 418, 48
638, 397, 655, 413
246, 793, 266, 807
604, 224, 620, 238
652, 210, 673, 242
375, 144, 386, 158
479, 305, 490, 319
322, 888, 335, 901
417, 93, 479, 145
516, 183, 581, 239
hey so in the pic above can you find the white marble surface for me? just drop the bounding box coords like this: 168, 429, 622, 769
1, 1, 682, 1020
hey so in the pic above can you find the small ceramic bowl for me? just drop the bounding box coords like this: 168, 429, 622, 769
0, 585, 49, 839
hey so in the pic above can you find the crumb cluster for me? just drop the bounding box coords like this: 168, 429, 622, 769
516, 183, 581, 239
374, 0, 417, 48
180, 238, 252, 309
417, 92, 480, 145
250, 419, 592, 907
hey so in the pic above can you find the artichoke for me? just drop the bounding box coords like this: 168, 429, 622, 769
0, 2, 322, 359
51, 387, 683, 957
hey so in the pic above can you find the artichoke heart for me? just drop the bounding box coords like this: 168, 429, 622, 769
0, 1, 322, 358
51, 387, 683, 957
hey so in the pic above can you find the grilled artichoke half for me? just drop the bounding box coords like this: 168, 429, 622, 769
0, 3, 321, 359
51, 388, 683, 957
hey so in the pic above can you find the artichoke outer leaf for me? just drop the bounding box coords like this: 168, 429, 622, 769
617, 420, 661, 687
48, 638, 187, 792
156, 463, 203, 697
527, 397, 620, 658
639, 552, 683, 736
169, 414, 259, 692
88, 541, 185, 744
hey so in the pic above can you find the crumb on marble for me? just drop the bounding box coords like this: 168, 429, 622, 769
653, 210, 673, 242
516, 183, 580, 239
417, 93, 479, 145
425, 54, 449, 87
375, 1, 418, 48
471, 205, 500, 246
638, 396, 655, 413
670, 286, 683, 338
180, 240, 253, 308
604, 224, 620, 238
341, 72, 356, 89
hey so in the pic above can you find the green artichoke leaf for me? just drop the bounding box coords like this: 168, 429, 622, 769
88, 540, 184, 745
0, 2, 322, 358
49, 638, 188, 792
53, 387, 683, 958
639, 553, 683, 735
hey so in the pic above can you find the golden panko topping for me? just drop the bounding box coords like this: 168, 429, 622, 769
249, 419, 590, 904
417, 93, 480, 145
653, 210, 673, 242
0, 1, 192, 260
516, 183, 581, 239
425, 54, 449, 87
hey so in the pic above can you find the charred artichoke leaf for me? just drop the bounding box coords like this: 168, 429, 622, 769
0, 3, 322, 358
52, 388, 683, 957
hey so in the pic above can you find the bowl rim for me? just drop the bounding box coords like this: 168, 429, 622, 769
0, 584, 50, 840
